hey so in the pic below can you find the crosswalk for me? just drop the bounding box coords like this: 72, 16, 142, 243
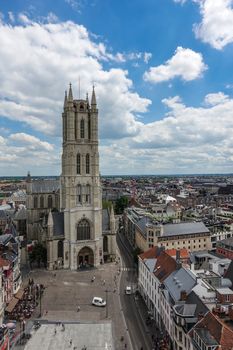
121, 267, 136, 272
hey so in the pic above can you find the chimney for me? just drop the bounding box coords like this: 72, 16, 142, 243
176, 249, 181, 262
180, 290, 187, 301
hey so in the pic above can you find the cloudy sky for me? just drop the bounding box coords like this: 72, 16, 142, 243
1, 0, 233, 176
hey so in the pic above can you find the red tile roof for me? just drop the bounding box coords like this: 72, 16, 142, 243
139, 246, 178, 282
139, 246, 159, 260
194, 311, 233, 350
165, 248, 189, 259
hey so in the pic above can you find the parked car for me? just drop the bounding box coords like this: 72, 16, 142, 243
92, 297, 106, 307
125, 286, 132, 295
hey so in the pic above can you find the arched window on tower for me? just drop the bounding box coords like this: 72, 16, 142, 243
86, 184, 91, 204
34, 196, 38, 209
48, 195, 53, 208
86, 153, 90, 174
77, 153, 81, 174
57, 240, 63, 258
80, 119, 85, 138
77, 185, 82, 204
40, 196, 44, 208
77, 219, 90, 240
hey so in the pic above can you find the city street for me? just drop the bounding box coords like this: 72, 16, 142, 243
12, 233, 156, 350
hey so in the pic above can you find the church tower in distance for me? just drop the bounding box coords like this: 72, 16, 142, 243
61, 84, 103, 270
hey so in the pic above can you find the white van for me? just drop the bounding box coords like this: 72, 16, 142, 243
125, 286, 132, 295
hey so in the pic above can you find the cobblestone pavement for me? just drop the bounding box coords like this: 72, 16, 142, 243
20, 259, 129, 350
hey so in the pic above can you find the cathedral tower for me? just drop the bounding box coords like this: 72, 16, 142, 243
61, 84, 103, 270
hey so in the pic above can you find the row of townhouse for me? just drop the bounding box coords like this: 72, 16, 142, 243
0, 233, 22, 325
138, 246, 233, 350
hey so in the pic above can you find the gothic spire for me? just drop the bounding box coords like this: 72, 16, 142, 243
64, 90, 67, 109
68, 83, 73, 102
91, 85, 97, 107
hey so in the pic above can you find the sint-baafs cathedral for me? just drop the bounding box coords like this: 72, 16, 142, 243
26, 85, 116, 270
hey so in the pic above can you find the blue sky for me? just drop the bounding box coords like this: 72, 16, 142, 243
1, 0, 233, 175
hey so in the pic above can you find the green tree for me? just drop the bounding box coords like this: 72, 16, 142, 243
102, 200, 112, 210
115, 196, 129, 214
29, 243, 47, 268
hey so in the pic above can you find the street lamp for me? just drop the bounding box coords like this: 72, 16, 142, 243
105, 289, 108, 319
38, 288, 42, 317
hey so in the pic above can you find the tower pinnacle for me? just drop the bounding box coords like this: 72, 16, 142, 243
91, 85, 97, 107
68, 83, 73, 102
64, 90, 67, 109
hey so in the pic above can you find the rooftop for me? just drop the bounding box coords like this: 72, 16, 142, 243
24, 322, 114, 350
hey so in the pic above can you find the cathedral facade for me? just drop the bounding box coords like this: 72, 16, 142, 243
27, 85, 116, 270
60, 84, 103, 270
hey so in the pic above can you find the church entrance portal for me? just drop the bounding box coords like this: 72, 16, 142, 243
78, 246, 94, 267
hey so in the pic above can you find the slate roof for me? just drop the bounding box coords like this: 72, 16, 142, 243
0, 210, 7, 220
52, 212, 64, 237
217, 236, 233, 247
0, 234, 13, 245
31, 179, 60, 193
193, 311, 233, 350
164, 267, 196, 303
162, 222, 209, 237
145, 258, 156, 272
224, 260, 233, 288
174, 304, 197, 317
102, 209, 110, 231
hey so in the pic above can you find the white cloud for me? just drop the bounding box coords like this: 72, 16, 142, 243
192, 0, 233, 49
173, 0, 187, 4
99, 91, 233, 175
204, 92, 229, 106
9, 133, 54, 151
8, 12, 15, 23
0, 16, 152, 174
144, 52, 152, 64
64, 0, 83, 13
143, 47, 207, 84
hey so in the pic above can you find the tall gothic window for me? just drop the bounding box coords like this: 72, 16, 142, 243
34, 196, 38, 209
40, 196, 44, 208
86, 184, 91, 204
86, 153, 90, 174
58, 240, 63, 258
77, 185, 82, 204
80, 119, 85, 138
77, 219, 90, 240
88, 115, 91, 140
48, 195, 53, 208
77, 153, 81, 174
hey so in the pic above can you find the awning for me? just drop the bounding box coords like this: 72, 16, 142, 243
15, 289, 24, 300
5, 297, 19, 313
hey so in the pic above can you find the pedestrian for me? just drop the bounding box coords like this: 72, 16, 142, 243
125, 343, 127, 348
70, 339, 73, 346
77, 306, 80, 312
54, 329, 56, 335
103, 279, 105, 285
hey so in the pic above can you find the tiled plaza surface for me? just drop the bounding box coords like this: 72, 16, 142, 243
22, 261, 129, 349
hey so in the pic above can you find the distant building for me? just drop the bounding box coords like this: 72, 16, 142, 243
216, 237, 233, 260
124, 207, 211, 252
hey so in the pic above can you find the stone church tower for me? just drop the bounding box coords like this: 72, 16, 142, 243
61, 84, 103, 270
